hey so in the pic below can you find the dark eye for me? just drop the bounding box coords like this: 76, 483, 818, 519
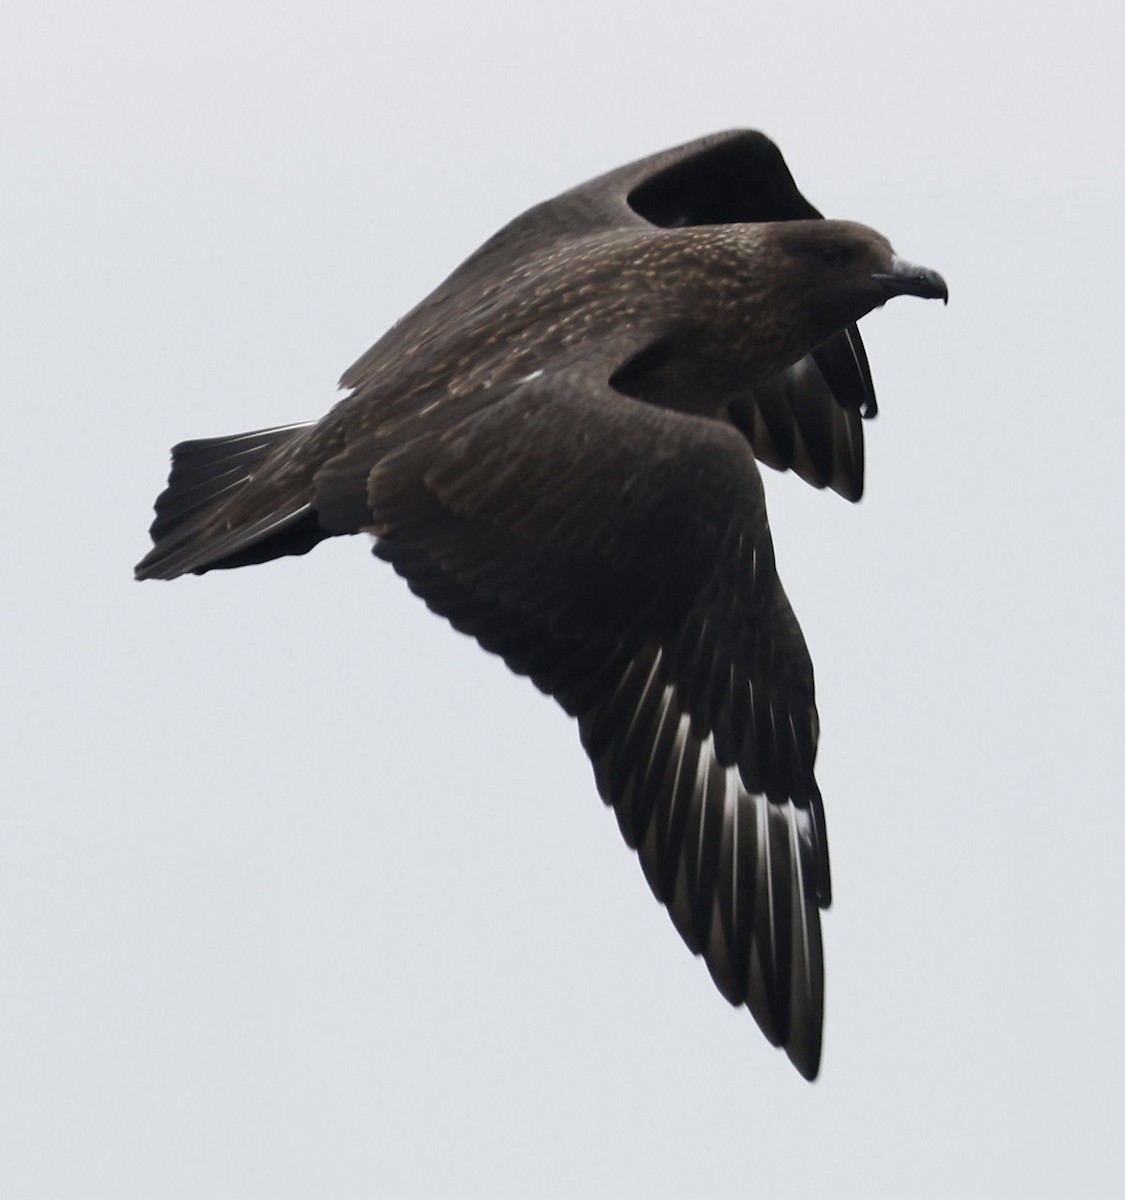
819, 243, 853, 266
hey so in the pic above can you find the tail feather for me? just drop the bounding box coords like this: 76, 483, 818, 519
149, 467, 253, 542
135, 422, 322, 581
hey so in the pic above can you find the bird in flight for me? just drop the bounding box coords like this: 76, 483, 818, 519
136, 130, 947, 1080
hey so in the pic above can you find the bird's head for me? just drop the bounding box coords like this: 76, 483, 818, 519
761, 219, 947, 351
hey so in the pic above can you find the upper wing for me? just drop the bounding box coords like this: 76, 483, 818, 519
467, 129, 822, 259
340, 130, 875, 500
362, 365, 832, 1079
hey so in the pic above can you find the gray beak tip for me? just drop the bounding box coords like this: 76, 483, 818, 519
873, 257, 949, 304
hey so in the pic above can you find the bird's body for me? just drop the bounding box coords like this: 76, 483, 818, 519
136, 131, 946, 1079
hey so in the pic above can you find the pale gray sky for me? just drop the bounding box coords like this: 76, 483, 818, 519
3, 2, 1123, 1197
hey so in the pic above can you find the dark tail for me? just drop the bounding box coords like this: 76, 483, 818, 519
135, 423, 325, 580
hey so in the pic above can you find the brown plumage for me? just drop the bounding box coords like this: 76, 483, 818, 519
136, 130, 947, 1079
